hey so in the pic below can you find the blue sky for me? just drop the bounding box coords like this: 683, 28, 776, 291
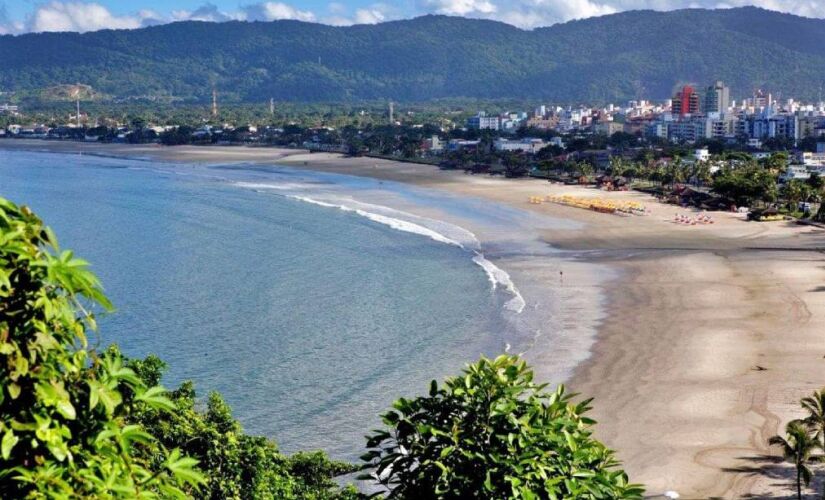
2, 0, 824, 34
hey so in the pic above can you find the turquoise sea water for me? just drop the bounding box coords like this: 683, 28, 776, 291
0, 149, 537, 459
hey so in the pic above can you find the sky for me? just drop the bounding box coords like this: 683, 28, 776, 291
1, 0, 824, 34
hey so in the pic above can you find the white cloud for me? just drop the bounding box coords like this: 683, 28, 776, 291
242, 2, 316, 22
321, 3, 397, 26
29, 1, 152, 32
421, 0, 497, 15
175, 3, 238, 22
354, 8, 387, 24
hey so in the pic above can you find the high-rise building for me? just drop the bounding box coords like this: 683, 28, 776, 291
752, 89, 772, 109
704, 81, 730, 114
672, 85, 701, 116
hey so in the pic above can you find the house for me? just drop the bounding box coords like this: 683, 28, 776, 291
493, 138, 546, 154
421, 135, 444, 153
447, 139, 481, 152
549, 136, 565, 149
694, 149, 710, 162
797, 151, 825, 168
780, 165, 811, 182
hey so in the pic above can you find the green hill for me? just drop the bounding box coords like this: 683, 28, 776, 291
1, 6, 824, 103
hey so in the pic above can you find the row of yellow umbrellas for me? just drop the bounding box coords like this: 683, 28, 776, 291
530, 194, 649, 216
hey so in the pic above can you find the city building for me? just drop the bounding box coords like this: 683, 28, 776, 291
797, 116, 825, 138
548, 136, 565, 149
751, 89, 772, 110
493, 138, 547, 154
467, 113, 500, 131
447, 139, 481, 152
797, 151, 825, 167
525, 116, 558, 129
672, 85, 701, 116
780, 165, 811, 181
748, 114, 798, 141
593, 121, 625, 136
703, 81, 730, 114
421, 135, 444, 153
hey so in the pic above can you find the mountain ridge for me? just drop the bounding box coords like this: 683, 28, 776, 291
1, 7, 824, 103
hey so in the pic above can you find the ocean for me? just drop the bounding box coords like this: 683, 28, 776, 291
0, 149, 568, 460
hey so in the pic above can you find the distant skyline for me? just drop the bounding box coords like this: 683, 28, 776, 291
1, 0, 824, 34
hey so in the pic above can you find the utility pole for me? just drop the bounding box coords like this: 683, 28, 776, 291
212, 88, 218, 119
270, 97, 275, 116
388, 101, 394, 125
72, 83, 82, 128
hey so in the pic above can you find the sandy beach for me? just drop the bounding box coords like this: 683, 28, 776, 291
4, 139, 825, 498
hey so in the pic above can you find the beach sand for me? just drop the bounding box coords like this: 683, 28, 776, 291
4, 140, 825, 498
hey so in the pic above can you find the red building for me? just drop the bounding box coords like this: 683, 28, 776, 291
672, 85, 701, 116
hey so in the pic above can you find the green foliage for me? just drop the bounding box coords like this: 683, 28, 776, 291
769, 420, 819, 500
361, 355, 643, 499
712, 164, 777, 206
3, 7, 825, 102
123, 352, 358, 500
801, 389, 825, 452
0, 197, 205, 498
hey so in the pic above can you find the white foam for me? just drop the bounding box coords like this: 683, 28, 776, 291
347, 199, 481, 250
247, 188, 527, 315
234, 181, 317, 191
472, 253, 526, 314
287, 195, 343, 210
354, 211, 463, 247
287, 195, 463, 247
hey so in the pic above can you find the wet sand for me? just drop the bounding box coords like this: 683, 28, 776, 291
5, 140, 825, 498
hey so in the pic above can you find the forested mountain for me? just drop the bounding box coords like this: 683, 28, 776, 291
1, 6, 825, 103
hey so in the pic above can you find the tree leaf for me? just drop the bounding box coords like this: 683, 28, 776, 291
2, 430, 18, 459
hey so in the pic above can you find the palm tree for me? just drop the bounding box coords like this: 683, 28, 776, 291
769, 420, 818, 499
802, 389, 825, 451
609, 156, 625, 176
578, 161, 594, 182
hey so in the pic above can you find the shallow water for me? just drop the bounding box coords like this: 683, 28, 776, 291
0, 149, 558, 459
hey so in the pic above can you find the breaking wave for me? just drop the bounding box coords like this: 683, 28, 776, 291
233, 181, 527, 315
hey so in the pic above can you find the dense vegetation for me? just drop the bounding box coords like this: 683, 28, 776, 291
362, 356, 643, 498
2, 7, 825, 103
0, 195, 640, 498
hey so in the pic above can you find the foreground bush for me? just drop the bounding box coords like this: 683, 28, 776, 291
124, 350, 358, 500
361, 355, 643, 499
0, 198, 204, 498
0, 197, 354, 499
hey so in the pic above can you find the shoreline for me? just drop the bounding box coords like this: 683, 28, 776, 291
5, 140, 825, 497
